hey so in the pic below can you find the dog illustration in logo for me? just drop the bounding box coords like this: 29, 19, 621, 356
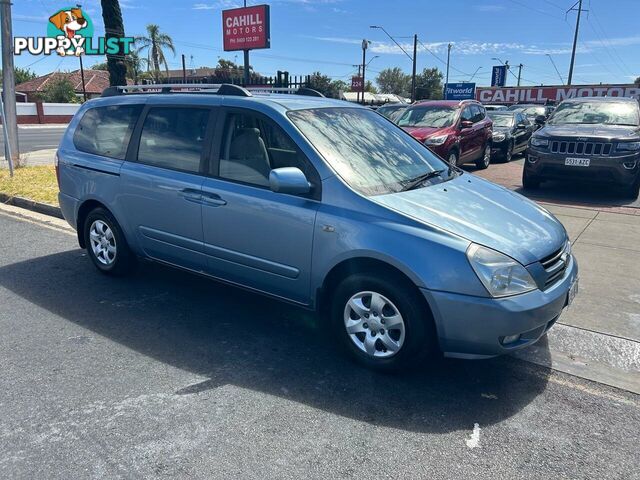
49, 7, 88, 56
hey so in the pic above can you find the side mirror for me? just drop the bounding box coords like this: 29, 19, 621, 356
269, 167, 311, 195
460, 120, 473, 129
535, 115, 546, 125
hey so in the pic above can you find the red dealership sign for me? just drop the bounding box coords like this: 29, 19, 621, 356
477, 84, 640, 104
222, 5, 270, 52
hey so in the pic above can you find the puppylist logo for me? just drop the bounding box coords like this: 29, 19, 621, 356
14, 5, 134, 57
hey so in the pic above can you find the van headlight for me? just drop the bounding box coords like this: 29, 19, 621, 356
424, 134, 448, 146
530, 136, 549, 147
467, 244, 538, 297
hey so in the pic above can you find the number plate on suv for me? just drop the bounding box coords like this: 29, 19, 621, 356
565, 157, 590, 167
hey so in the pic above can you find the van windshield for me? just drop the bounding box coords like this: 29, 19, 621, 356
288, 107, 451, 195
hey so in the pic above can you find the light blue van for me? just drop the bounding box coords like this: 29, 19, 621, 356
56, 84, 578, 371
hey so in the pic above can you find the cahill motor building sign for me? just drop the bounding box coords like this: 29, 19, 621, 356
477, 84, 640, 104
222, 4, 270, 51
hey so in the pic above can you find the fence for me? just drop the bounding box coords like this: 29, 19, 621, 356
0, 102, 80, 125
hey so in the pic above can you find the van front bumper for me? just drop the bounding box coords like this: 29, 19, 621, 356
422, 255, 578, 359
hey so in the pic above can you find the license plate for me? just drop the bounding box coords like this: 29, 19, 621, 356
565, 157, 590, 167
567, 277, 579, 306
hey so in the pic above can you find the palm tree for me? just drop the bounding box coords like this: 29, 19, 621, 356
125, 52, 148, 84
135, 24, 176, 82
100, 0, 127, 86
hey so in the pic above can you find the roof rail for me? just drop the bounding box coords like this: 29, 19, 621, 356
101, 83, 323, 98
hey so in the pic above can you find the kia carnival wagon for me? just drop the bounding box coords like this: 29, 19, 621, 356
56, 84, 578, 371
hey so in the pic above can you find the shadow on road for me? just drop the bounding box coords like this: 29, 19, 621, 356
0, 249, 552, 433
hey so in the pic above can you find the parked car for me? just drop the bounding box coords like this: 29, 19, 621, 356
524, 97, 640, 198
508, 104, 548, 129
397, 100, 493, 169
56, 84, 577, 371
484, 105, 508, 111
377, 103, 409, 123
488, 111, 535, 162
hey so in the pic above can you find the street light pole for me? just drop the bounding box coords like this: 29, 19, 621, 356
445, 43, 452, 94
468, 66, 483, 82
361, 39, 368, 105
567, 0, 584, 86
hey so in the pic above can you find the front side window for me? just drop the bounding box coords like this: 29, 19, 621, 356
137, 107, 210, 173
74, 104, 142, 159
548, 101, 640, 126
397, 105, 457, 128
288, 107, 451, 196
218, 111, 310, 187
460, 106, 473, 123
470, 105, 484, 123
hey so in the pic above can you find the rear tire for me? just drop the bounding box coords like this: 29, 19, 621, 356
475, 144, 491, 170
522, 168, 541, 190
84, 207, 136, 276
330, 273, 436, 372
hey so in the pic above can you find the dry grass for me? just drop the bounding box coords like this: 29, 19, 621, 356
0, 166, 59, 206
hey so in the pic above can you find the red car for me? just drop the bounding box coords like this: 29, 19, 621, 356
397, 100, 493, 169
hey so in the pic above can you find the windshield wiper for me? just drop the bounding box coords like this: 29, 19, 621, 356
401, 169, 446, 191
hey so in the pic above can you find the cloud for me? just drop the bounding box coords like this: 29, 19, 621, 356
193, 1, 241, 9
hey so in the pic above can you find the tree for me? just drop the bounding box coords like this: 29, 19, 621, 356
365, 80, 378, 94
1, 67, 38, 85
91, 62, 108, 70
135, 24, 176, 82
635, 76, 640, 86
307, 72, 349, 98
125, 52, 148, 83
101, 0, 128, 86
39, 77, 78, 103
376, 67, 411, 97
415, 67, 444, 100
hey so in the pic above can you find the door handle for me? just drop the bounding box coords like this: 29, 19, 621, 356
179, 188, 202, 203
202, 191, 227, 207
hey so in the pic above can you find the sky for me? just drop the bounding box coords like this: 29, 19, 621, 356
12, 0, 640, 87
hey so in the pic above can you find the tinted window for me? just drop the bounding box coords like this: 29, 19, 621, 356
288, 107, 451, 196
137, 107, 210, 173
74, 105, 141, 159
470, 105, 484, 123
219, 111, 310, 187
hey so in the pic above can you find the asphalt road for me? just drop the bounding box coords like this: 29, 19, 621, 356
0, 210, 639, 479
0, 126, 66, 153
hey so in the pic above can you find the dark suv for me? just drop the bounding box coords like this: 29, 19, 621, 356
397, 100, 493, 169
524, 97, 640, 197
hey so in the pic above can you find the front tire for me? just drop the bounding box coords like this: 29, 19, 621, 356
475, 144, 491, 170
330, 273, 436, 372
504, 140, 514, 163
84, 207, 135, 276
625, 175, 640, 199
447, 150, 459, 167
522, 168, 541, 190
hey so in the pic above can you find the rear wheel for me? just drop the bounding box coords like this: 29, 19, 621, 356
475, 144, 491, 169
84, 207, 136, 276
330, 273, 436, 372
522, 168, 541, 190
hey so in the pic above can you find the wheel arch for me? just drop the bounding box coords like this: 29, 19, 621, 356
76, 199, 115, 248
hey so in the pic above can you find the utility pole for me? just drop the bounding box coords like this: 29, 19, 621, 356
516, 63, 523, 87
567, 0, 585, 86
445, 43, 452, 96
181, 54, 186, 83
1, 0, 19, 170
361, 39, 368, 105
242, 0, 250, 86
411, 34, 417, 103
79, 55, 87, 102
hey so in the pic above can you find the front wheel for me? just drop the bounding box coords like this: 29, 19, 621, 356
84, 207, 136, 276
330, 273, 436, 372
504, 140, 514, 163
447, 150, 459, 166
624, 175, 640, 199
475, 144, 491, 170
522, 168, 541, 190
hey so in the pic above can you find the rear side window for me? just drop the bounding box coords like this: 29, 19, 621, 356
137, 107, 210, 173
74, 105, 142, 159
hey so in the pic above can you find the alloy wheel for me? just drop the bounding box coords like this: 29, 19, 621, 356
343, 291, 406, 358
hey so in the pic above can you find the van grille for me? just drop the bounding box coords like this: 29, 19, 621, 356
550, 140, 612, 156
540, 243, 569, 289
